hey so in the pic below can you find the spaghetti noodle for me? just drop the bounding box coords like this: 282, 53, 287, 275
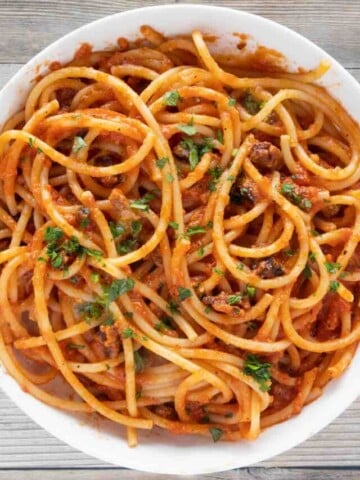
0, 26, 360, 445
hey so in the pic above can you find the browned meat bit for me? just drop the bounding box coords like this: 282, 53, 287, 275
99, 325, 121, 358
95, 155, 122, 188
109, 188, 139, 222
202, 291, 250, 316
254, 257, 284, 279
322, 204, 341, 218
315, 294, 351, 341
153, 403, 178, 420
270, 382, 298, 410
186, 401, 209, 423
182, 177, 210, 208
230, 176, 262, 205
249, 141, 283, 171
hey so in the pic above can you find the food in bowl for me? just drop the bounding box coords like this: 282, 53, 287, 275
0, 23, 360, 450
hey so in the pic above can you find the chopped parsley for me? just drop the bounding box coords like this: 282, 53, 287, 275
168, 221, 179, 230
186, 225, 206, 236
197, 245, 205, 257
163, 90, 181, 106
213, 267, 224, 276
156, 157, 169, 169
303, 263, 312, 279
166, 173, 174, 183
208, 165, 222, 192
168, 299, 180, 315
330, 280, 340, 292
324, 261, 342, 273
130, 193, 155, 212
72, 136, 87, 153
243, 354, 272, 392
67, 342, 85, 350
283, 249, 296, 257
209, 427, 223, 442
281, 183, 312, 212
134, 350, 145, 373
109, 222, 126, 238
228, 97, 237, 107
122, 328, 135, 339
43, 227, 103, 270
245, 285, 256, 297
216, 129, 224, 144
154, 317, 174, 333
180, 137, 214, 171
77, 278, 135, 324
131, 220, 142, 237
227, 294, 242, 305
242, 93, 263, 115
178, 287, 192, 302
178, 119, 197, 136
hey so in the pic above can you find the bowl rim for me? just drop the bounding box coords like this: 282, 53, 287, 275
1, 3, 360, 475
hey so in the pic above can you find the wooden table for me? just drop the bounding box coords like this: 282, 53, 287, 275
1, 1, 360, 478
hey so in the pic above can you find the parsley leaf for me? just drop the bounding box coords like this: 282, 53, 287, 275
134, 350, 144, 373
228, 97, 237, 107
324, 261, 342, 273
330, 280, 340, 292
122, 328, 135, 339
178, 287, 192, 302
227, 294, 242, 305
72, 136, 87, 153
243, 354, 272, 392
130, 193, 155, 212
163, 90, 181, 106
209, 427, 223, 442
156, 157, 169, 169
242, 93, 262, 115
109, 222, 126, 238
186, 225, 206, 236
178, 120, 197, 136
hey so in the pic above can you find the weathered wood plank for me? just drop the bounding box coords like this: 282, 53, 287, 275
0, 468, 360, 480
0, 0, 359, 67
0, 389, 360, 468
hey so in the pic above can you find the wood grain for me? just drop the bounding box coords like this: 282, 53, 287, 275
1, 469, 360, 480
1, 389, 360, 469
0, 0, 360, 475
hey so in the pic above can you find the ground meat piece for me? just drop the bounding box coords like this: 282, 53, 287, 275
270, 382, 298, 410
249, 141, 283, 171
109, 188, 139, 222
182, 177, 210, 208
315, 293, 351, 341
254, 257, 284, 279
230, 177, 262, 205
95, 155, 122, 187
153, 403, 178, 420
322, 204, 341, 218
99, 325, 121, 358
202, 291, 250, 316
186, 401, 208, 422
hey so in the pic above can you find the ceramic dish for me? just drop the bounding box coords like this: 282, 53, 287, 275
1, 4, 360, 475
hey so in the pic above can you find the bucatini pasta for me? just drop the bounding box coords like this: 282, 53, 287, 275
0, 26, 359, 446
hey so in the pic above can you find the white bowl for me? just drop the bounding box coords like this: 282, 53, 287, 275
1, 4, 360, 475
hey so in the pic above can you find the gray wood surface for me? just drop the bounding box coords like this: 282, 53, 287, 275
0, 1, 360, 478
